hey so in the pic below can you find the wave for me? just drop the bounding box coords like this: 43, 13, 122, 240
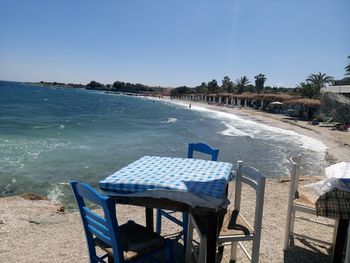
219, 122, 253, 137
161, 118, 178, 124
32, 124, 65, 129
162, 99, 327, 154
47, 183, 68, 202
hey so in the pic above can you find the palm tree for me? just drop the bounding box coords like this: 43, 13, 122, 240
254, 74, 266, 94
235, 76, 250, 94
207, 79, 219, 94
346, 56, 350, 76
221, 76, 235, 93
296, 82, 317, 99
306, 72, 334, 93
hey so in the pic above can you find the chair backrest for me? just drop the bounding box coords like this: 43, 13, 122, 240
70, 181, 124, 263
289, 155, 301, 199
187, 143, 219, 161
234, 161, 266, 233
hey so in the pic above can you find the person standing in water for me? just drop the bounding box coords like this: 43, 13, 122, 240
189, 103, 191, 109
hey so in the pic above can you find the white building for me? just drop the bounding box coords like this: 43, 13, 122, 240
323, 85, 350, 98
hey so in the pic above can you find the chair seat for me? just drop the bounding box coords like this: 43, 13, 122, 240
95, 220, 166, 262
293, 192, 316, 209
219, 210, 254, 237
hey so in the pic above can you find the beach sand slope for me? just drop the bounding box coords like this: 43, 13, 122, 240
0, 178, 335, 262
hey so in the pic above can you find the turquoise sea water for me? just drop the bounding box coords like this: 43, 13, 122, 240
0, 81, 327, 207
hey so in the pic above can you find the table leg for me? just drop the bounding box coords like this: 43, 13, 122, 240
332, 219, 349, 263
146, 207, 154, 231
206, 212, 218, 263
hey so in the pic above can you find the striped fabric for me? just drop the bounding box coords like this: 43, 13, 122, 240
316, 188, 350, 219
99, 156, 233, 199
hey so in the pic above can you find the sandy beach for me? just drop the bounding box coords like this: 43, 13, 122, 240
169, 98, 350, 164
1, 99, 349, 263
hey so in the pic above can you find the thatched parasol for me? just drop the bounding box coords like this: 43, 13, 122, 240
283, 98, 321, 107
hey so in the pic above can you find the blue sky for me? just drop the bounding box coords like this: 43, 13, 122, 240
0, 0, 349, 88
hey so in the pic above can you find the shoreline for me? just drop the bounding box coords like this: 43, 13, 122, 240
1, 96, 347, 262
161, 97, 350, 164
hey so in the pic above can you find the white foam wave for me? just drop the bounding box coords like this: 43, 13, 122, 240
219, 122, 253, 137
47, 183, 65, 202
33, 125, 57, 129
162, 100, 327, 154
32, 124, 66, 130
161, 118, 178, 124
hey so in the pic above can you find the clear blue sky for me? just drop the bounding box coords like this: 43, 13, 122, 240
1, 0, 349, 88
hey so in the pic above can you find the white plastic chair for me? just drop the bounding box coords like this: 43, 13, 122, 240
187, 160, 266, 263
284, 155, 336, 250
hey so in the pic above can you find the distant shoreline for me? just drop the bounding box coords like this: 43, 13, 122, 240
154, 96, 350, 165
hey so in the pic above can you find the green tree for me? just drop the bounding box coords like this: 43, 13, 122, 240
346, 56, 350, 76
306, 72, 334, 93
207, 79, 219, 94
235, 76, 250, 94
170, 86, 190, 97
296, 82, 317, 99
195, 82, 208, 94
254, 74, 266, 94
221, 76, 235, 93
87, 80, 103, 89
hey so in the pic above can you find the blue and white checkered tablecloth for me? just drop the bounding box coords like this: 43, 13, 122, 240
99, 156, 233, 199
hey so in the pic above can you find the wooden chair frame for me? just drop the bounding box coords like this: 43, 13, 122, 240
284, 155, 336, 250
188, 161, 266, 263
71, 181, 173, 263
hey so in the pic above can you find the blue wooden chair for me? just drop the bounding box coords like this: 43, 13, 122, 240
156, 143, 219, 251
70, 181, 173, 263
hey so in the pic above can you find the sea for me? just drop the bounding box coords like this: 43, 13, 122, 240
0, 81, 327, 208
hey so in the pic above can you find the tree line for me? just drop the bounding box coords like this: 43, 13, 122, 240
170, 74, 299, 97
171, 56, 350, 99
40, 55, 350, 99
85, 80, 162, 93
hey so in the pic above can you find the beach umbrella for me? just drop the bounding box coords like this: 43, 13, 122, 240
271, 101, 283, 105
325, 162, 350, 179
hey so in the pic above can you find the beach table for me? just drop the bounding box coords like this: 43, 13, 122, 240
316, 188, 350, 263
313, 162, 350, 263
99, 155, 233, 263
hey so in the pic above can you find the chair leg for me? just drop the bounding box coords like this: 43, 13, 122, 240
251, 239, 261, 263
289, 209, 296, 247
284, 208, 293, 250
156, 208, 162, 234
198, 236, 207, 263
183, 212, 189, 252
185, 217, 194, 263
230, 241, 237, 262
166, 239, 174, 263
